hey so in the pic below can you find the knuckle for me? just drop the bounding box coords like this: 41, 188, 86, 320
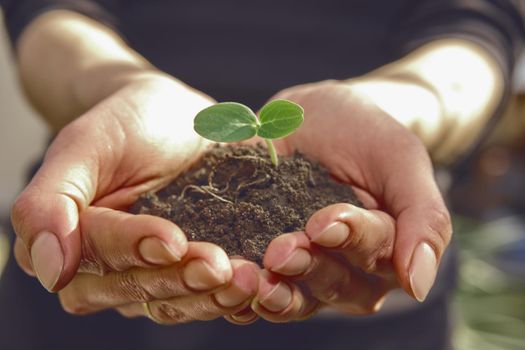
10, 194, 34, 240
315, 272, 350, 303
426, 206, 453, 255
306, 212, 325, 235
78, 256, 110, 276
78, 234, 109, 276
154, 301, 190, 324
360, 236, 392, 274
151, 267, 189, 299
58, 293, 90, 315
115, 272, 154, 302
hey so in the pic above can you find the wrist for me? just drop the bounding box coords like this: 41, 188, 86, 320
343, 38, 505, 164
17, 10, 174, 130
343, 78, 443, 152
72, 65, 216, 133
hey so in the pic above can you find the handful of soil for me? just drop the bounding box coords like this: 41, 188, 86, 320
131, 145, 361, 264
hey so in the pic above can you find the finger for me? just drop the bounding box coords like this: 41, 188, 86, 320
305, 203, 396, 275
224, 306, 259, 325
116, 299, 259, 325
213, 259, 260, 308
263, 232, 313, 277
115, 294, 223, 325
251, 270, 320, 323
376, 142, 452, 302
59, 242, 232, 314
265, 232, 390, 314
78, 207, 187, 274
10, 126, 100, 291
14, 238, 35, 276
395, 202, 451, 302
116, 259, 259, 325
299, 253, 388, 315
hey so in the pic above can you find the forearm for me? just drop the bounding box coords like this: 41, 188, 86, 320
16, 10, 171, 131
346, 38, 505, 164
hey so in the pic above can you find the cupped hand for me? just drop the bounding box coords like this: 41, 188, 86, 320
43, 206, 258, 324
251, 81, 452, 321
12, 74, 219, 291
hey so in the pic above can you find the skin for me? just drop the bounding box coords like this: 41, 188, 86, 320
252, 82, 449, 321
10, 9, 503, 324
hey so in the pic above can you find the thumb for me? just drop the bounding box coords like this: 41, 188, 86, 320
395, 199, 451, 302
381, 145, 452, 302
11, 132, 98, 292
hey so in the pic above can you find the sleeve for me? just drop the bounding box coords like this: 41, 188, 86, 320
396, 0, 525, 84
0, 0, 118, 46
394, 0, 525, 166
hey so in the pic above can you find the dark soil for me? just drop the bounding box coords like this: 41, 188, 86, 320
131, 145, 362, 265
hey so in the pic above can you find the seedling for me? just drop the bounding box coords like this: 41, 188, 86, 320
194, 99, 304, 166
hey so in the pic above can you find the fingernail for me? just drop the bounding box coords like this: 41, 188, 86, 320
139, 237, 181, 265
215, 284, 251, 308
259, 282, 292, 312
183, 260, 229, 291
409, 242, 437, 302
313, 222, 349, 247
271, 248, 312, 276
215, 263, 257, 307
31, 231, 64, 292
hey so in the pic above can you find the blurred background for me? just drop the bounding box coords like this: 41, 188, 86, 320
1, 7, 525, 350
0, 11, 48, 292
0, 12, 48, 216
0, 11, 47, 283
448, 80, 525, 348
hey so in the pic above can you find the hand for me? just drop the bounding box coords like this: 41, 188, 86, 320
56, 206, 259, 324
11, 73, 263, 323
11, 74, 225, 291
14, 202, 261, 324
250, 81, 452, 322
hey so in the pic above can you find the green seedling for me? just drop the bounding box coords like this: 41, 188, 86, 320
194, 99, 304, 166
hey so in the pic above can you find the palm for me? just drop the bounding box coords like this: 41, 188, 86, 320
251, 81, 446, 321
275, 82, 420, 211
51, 79, 215, 211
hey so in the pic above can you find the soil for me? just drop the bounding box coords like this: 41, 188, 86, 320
131, 145, 362, 265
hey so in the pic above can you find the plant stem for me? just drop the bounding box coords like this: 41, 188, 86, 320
264, 139, 279, 166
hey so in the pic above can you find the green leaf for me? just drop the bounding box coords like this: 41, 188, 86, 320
257, 99, 304, 139
194, 102, 259, 142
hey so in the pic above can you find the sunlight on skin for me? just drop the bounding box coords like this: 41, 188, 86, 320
349, 39, 504, 164
349, 80, 442, 146
403, 41, 503, 161
132, 81, 213, 147
18, 10, 153, 131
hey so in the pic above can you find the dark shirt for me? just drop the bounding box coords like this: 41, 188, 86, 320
1, 0, 524, 108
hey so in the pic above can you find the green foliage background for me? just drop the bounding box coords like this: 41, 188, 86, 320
453, 216, 525, 350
